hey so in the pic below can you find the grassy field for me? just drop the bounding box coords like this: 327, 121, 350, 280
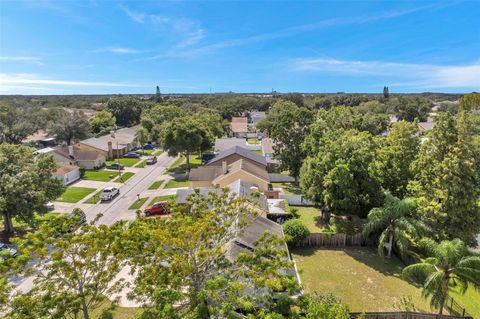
129, 197, 148, 210
252, 149, 263, 155
167, 156, 185, 172
168, 155, 202, 173
148, 195, 175, 205
450, 284, 480, 318
106, 158, 140, 167
57, 187, 96, 203
292, 247, 432, 312
271, 182, 302, 195
83, 169, 118, 182
84, 189, 103, 204
247, 137, 260, 144
90, 300, 139, 318
148, 180, 164, 190
165, 178, 189, 188
292, 206, 365, 234
113, 172, 135, 183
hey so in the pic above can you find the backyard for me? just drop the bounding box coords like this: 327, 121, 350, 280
292, 247, 479, 317
292, 206, 365, 234
83, 169, 121, 182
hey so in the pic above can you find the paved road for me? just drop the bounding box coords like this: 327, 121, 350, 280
12, 152, 178, 297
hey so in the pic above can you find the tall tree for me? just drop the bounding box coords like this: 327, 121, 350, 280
370, 121, 420, 198
155, 85, 162, 102
135, 126, 149, 149
89, 110, 116, 135
402, 239, 480, 314
105, 96, 143, 127
390, 97, 431, 122
10, 213, 127, 319
363, 194, 426, 258
122, 191, 299, 318
159, 115, 212, 171
268, 100, 314, 180
0, 145, 64, 234
0, 103, 37, 144
383, 86, 390, 99
140, 104, 187, 133
48, 110, 90, 145
409, 113, 480, 244
300, 129, 384, 218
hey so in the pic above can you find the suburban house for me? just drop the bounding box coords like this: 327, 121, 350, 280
189, 159, 270, 191
53, 163, 81, 185
214, 138, 261, 153
230, 117, 248, 138
176, 180, 269, 217
76, 127, 139, 160
23, 130, 57, 148
52, 145, 106, 169
206, 146, 267, 170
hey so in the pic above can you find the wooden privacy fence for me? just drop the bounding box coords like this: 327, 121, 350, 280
350, 312, 472, 319
298, 232, 365, 248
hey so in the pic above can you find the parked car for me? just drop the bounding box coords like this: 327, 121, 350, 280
144, 201, 169, 216
146, 156, 157, 165
124, 151, 141, 158
44, 201, 54, 211
106, 163, 124, 170
143, 144, 155, 150
100, 187, 120, 201
0, 243, 19, 259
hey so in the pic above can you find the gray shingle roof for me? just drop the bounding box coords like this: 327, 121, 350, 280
207, 146, 267, 167
214, 138, 260, 152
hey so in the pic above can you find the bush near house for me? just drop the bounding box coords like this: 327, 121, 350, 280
283, 219, 310, 245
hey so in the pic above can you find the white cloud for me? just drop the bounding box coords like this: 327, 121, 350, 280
0, 73, 146, 87
0, 56, 44, 66
288, 57, 480, 89
120, 5, 146, 23
94, 47, 142, 54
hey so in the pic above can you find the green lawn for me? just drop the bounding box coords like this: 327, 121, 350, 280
90, 300, 139, 319
153, 149, 163, 156
57, 187, 96, 203
167, 155, 202, 173
165, 178, 190, 188
292, 247, 432, 312
135, 160, 146, 168
129, 197, 148, 210
271, 182, 301, 195
106, 157, 140, 167
83, 169, 119, 182
113, 172, 135, 183
247, 137, 260, 144
148, 195, 175, 205
148, 180, 164, 190
450, 284, 480, 318
252, 149, 263, 156
84, 189, 103, 204
291, 206, 365, 234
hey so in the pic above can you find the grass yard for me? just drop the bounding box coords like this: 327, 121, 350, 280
148, 195, 175, 205
291, 206, 365, 234
292, 247, 432, 312
165, 178, 190, 188
271, 182, 302, 195
90, 300, 139, 318
106, 157, 140, 167
83, 169, 119, 182
57, 187, 96, 203
135, 160, 146, 168
148, 180, 164, 190
129, 197, 148, 210
84, 189, 103, 204
113, 172, 135, 183
247, 137, 260, 144
168, 155, 202, 173
252, 149, 263, 156
153, 149, 163, 156
450, 285, 480, 318
167, 156, 185, 172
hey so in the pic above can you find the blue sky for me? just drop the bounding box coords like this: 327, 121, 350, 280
0, 0, 479, 94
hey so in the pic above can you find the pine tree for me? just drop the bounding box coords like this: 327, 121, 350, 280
155, 85, 162, 102
383, 86, 390, 99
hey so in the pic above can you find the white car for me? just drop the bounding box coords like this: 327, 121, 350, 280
100, 187, 120, 201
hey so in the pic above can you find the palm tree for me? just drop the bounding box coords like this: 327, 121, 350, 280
135, 127, 149, 152
363, 193, 426, 258
402, 239, 480, 314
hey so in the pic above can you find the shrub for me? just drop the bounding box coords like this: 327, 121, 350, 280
283, 219, 310, 245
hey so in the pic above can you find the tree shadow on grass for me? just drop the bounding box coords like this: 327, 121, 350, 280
343, 247, 406, 277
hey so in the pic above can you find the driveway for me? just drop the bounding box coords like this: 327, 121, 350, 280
11, 152, 179, 305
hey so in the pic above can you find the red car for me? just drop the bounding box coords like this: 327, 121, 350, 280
144, 201, 169, 217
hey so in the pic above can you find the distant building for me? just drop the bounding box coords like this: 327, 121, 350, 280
76, 127, 139, 160
53, 145, 106, 170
